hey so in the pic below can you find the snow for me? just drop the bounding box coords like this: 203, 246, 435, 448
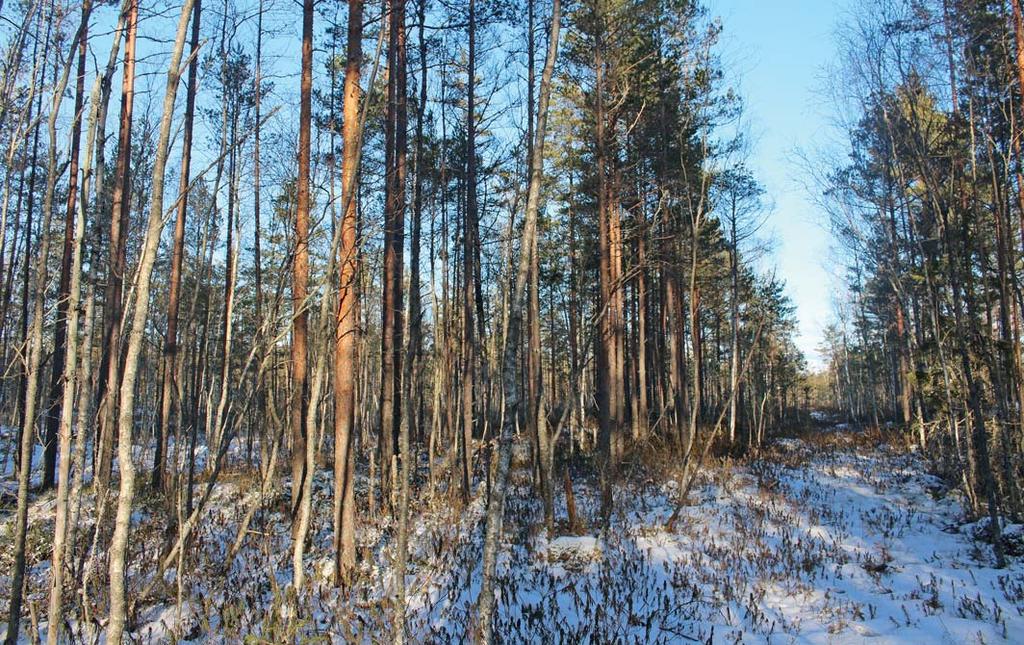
484, 429, 1024, 643
2, 420, 1022, 643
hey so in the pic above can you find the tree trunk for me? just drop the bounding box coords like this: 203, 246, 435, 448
380, 0, 407, 508
334, 0, 363, 587
154, 0, 201, 492
5, 7, 81, 640
14, 9, 50, 476
42, 0, 91, 491
460, 0, 478, 505
45, 4, 93, 639
106, 1, 195, 639
253, 0, 264, 322
290, 0, 313, 517
728, 201, 740, 444
524, 0, 553, 534
688, 211, 702, 454
636, 221, 649, 441
477, 1, 560, 639
406, 0, 426, 448
96, 0, 139, 490
594, 19, 614, 510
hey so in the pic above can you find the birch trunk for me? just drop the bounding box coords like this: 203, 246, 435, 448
106, 1, 196, 638
477, 1, 560, 639
4, 8, 81, 640
45, 4, 93, 638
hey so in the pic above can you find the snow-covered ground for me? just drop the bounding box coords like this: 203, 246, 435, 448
2, 421, 1022, 643
480, 431, 1024, 643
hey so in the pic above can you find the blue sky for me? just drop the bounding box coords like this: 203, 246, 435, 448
712, 0, 849, 368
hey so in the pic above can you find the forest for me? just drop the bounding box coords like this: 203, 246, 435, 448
0, 0, 1023, 642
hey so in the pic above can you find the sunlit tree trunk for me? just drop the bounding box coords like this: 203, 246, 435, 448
333, 0, 363, 587
106, 1, 196, 639
290, 0, 313, 517
96, 0, 139, 490
594, 17, 614, 510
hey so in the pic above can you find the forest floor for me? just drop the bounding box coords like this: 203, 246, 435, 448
1, 417, 1023, 643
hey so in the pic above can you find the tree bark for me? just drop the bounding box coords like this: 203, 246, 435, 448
594, 15, 616, 515
5, 6, 80, 640
334, 0, 363, 587
476, 1, 560, 639
728, 197, 740, 444
154, 0, 201, 492
106, 1, 196, 639
14, 9, 49, 477
42, 0, 91, 491
96, 0, 139, 490
460, 0, 477, 505
380, 0, 407, 507
45, 3, 93, 639
290, 0, 314, 517
524, 0, 553, 534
